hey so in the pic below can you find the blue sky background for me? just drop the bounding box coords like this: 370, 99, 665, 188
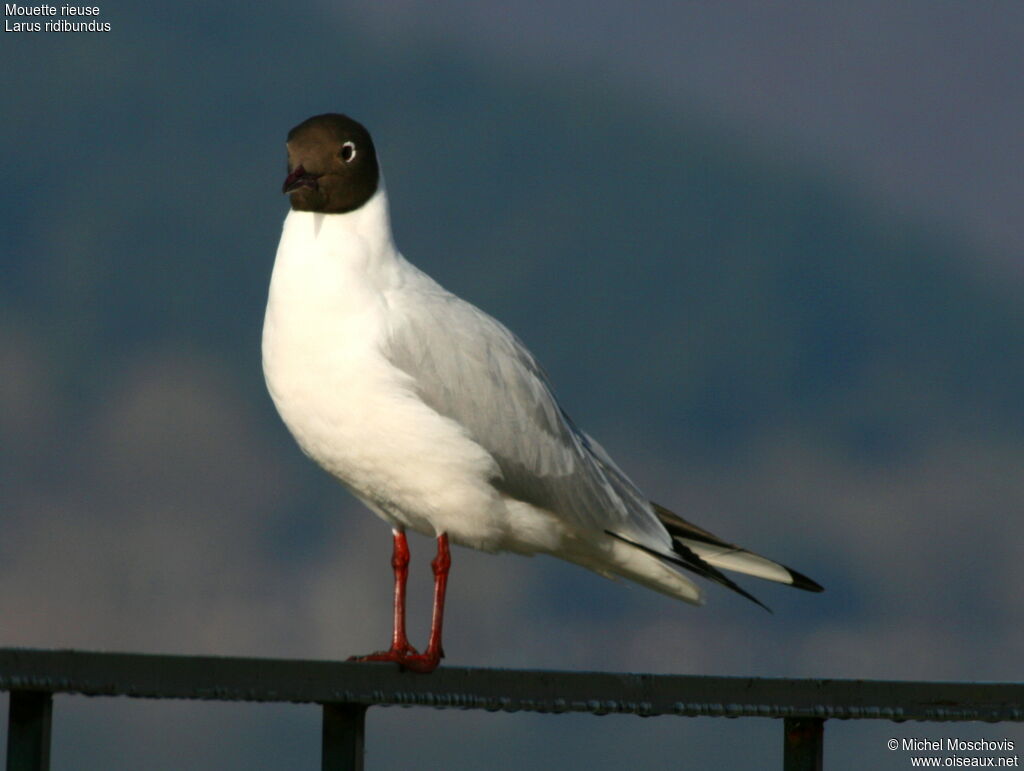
2, 2, 1023, 768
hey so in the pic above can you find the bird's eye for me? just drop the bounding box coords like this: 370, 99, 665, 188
340, 141, 356, 162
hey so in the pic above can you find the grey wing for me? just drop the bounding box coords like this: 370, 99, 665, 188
384, 287, 671, 549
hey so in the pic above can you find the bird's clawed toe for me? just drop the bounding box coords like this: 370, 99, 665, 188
348, 646, 443, 673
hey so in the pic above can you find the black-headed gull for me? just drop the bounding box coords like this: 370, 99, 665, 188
262, 114, 822, 673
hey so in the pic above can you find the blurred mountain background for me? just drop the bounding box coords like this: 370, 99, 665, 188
2, 1, 1022, 769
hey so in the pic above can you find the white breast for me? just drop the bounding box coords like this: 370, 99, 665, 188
261, 202, 508, 546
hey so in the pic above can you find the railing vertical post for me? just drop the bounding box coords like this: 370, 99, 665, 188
321, 703, 366, 771
784, 716, 823, 771
6, 691, 52, 771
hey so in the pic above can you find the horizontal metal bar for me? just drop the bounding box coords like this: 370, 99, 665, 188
1, 648, 1021, 723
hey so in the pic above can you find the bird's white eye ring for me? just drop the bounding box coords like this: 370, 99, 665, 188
340, 141, 356, 162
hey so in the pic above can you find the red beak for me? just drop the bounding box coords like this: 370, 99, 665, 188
282, 165, 320, 194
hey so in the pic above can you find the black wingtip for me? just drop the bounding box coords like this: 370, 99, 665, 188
605, 530, 773, 613
651, 499, 824, 596
719, 572, 773, 613
787, 568, 824, 593
737, 584, 773, 614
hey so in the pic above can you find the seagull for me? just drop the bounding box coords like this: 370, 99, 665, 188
262, 113, 822, 673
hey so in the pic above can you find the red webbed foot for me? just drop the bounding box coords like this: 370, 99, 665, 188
347, 647, 442, 673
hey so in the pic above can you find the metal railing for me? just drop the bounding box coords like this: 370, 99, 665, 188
2, 648, 1022, 770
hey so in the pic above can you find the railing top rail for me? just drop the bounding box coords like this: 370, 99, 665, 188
1, 648, 1021, 724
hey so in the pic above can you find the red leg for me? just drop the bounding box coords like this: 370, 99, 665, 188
387, 529, 417, 656
348, 532, 451, 673
348, 529, 419, 662
404, 533, 450, 672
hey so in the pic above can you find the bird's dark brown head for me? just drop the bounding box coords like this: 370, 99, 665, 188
283, 113, 380, 213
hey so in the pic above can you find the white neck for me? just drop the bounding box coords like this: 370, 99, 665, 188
266, 183, 407, 343
280, 183, 396, 262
